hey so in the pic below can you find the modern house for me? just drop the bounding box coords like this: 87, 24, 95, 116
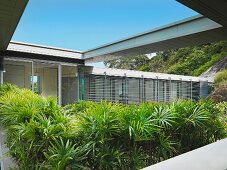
2, 41, 208, 105
0, 0, 227, 105
1, 1, 227, 170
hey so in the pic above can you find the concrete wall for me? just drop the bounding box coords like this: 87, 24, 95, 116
142, 138, 227, 170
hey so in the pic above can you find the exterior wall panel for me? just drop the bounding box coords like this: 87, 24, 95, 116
81, 67, 209, 103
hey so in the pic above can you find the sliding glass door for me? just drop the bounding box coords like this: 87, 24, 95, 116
61, 65, 78, 105
4, 59, 32, 89
3, 58, 79, 105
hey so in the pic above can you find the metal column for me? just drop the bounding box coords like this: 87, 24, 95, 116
58, 64, 62, 105
156, 76, 159, 102
124, 73, 127, 104
31, 61, 34, 92
169, 77, 172, 101
104, 72, 106, 100
141, 75, 145, 102
190, 79, 193, 100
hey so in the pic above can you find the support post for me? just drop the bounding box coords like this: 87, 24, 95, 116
0, 71, 3, 85
110, 77, 112, 101
169, 77, 171, 102
180, 78, 183, 99
104, 72, 106, 100
0, 57, 4, 85
164, 80, 167, 102
156, 76, 159, 102
124, 73, 127, 104
190, 79, 193, 100
141, 75, 144, 103
58, 64, 62, 105
88, 74, 91, 100
31, 61, 34, 92
76, 67, 80, 101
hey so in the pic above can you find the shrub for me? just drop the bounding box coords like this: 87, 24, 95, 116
193, 53, 227, 76
0, 85, 226, 169
208, 70, 227, 103
214, 69, 227, 87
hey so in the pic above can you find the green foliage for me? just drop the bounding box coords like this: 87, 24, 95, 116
208, 69, 227, 103
104, 41, 227, 76
194, 52, 227, 76
0, 85, 226, 169
104, 55, 150, 71
214, 69, 227, 87
43, 138, 89, 170
0, 83, 18, 96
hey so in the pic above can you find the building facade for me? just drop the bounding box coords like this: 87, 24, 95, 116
0, 42, 209, 105
80, 67, 208, 104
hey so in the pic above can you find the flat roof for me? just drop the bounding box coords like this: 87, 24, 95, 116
82, 66, 209, 82
84, 15, 203, 53
83, 15, 226, 62
7, 41, 83, 59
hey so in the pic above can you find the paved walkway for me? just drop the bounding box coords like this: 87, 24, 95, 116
0, 128, 17, 170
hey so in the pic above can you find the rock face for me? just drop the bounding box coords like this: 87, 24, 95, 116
200, 57, 227, 103
200, 57, 227, 81
209, 85, 227, 103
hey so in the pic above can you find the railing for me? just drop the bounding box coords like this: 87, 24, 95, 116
80, 73, 203, 103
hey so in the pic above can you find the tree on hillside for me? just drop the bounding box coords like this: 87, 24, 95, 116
104, 54, 150, 71
104, 41, 227, 76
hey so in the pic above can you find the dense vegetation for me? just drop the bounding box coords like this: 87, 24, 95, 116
214, 69, 227, 88
0, 84, 226, 169
209, 69, 227, 103
104, 41, 227, 76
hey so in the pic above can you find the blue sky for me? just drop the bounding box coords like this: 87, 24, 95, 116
12, 0, 197, 67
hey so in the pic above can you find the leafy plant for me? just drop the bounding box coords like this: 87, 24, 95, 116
214, 69, 227, 87
104, 41, 227, 76
43, 138, 88, 170
0, 84, 226, 169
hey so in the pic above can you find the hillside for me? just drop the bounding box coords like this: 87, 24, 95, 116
104, 41, 227, 76
200, 57, 227, 79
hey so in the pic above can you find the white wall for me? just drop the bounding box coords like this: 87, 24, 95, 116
142, 138, 227, 170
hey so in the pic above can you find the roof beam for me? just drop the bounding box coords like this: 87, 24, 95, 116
83, 15, 227, 63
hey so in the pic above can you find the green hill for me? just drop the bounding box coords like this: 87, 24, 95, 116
104, 41, 227, 76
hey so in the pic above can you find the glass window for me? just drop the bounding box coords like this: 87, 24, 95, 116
33, 62, 58, 98
4, 59, 32, 89
31, 75, 41, 94
61, 65, 78, 105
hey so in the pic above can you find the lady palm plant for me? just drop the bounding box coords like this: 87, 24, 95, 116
0, 84, 226, 169
0, 89, 45, 127
43, 138, 91, 169
120, 103, 159, 142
